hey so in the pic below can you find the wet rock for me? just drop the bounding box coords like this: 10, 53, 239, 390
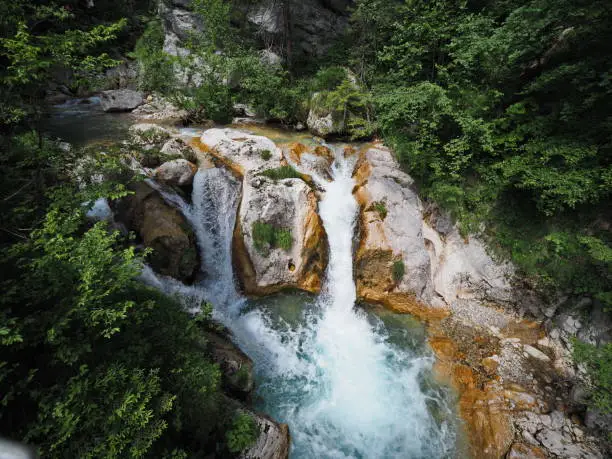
240, 412, 290, 459
100, 89, 143, 112
155, 159, 198, 187
114, 182, 198, 282
204, 330, 254, 396
286, 143, 333, 180
199, 128, 327, 294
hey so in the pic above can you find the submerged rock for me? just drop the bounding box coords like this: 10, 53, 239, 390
100, 89, 143, 112
114, 182, 198, 282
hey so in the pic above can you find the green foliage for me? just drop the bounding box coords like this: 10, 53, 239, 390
310, 68, 375, 139
260, 149, 272, 160
233, 53, 308, 122
0, 129, 228, 457
259, 165, 302, 181
252, 221, 293, 254
368, 201, 387, 220
0, 2, 127, 126
392, 260, 405, 283
132, 20, 176, 93
573, 341, 612, 414
225, 412, 259, 454
170, 53, 233, 123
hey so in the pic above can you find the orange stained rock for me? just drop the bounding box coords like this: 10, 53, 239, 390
287, 142, 308, 165
506, 442, 547, 459
190, 137, 245, 177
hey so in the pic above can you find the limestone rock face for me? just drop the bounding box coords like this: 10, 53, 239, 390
422, 219, 515, 307
155, 159, 198, 187
199, 128, 327, 294
160, 0, 352, 63
100, 89, 143, 112
114, 182, 198, 282
240, 413, 290, 459
353, 145, 435, 313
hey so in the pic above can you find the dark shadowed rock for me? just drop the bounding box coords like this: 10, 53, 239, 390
114, 182, 198, 282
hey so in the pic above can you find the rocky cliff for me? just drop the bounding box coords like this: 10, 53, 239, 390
159, 0, 353, 63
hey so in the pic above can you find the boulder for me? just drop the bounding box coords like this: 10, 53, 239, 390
200, 128, 283, 175
235, 174, 327, 294
306, 92, 345, 138
100, 89, 143, 112
131, 96, 188, 122
114, 182, 198, 282
199, 128, 327, 294
160, 138, 198, 162
240, 412, 290, 459
129, 123, 172, 146
155, 159, 198, 187
353, 145, 435, 313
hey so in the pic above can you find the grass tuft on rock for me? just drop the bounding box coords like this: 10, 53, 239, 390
260, 149, 272, 160
259, 165, 301, 181
392, 260, 405, 283
368, 200, 388, 220
252, 221, 293, 254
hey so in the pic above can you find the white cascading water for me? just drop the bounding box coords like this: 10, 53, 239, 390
142, 147, 456, 458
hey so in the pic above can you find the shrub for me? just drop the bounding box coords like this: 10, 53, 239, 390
132, 21, 176, 93
259, 165, 302, 181
226, 413, 259, 454
573, 340, 612, 414
392, 260, 405, 283
260, 149, 272, 160
369, 200, 387, 219
251, 221, 293, 253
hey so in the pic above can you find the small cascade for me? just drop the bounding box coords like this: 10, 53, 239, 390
143, 145, 457, 458
143, 167, 245, 317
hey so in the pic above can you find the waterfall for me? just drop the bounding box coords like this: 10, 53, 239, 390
143, 149, 457, 458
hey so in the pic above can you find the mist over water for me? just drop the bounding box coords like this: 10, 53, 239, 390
142, 146, 457, 458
